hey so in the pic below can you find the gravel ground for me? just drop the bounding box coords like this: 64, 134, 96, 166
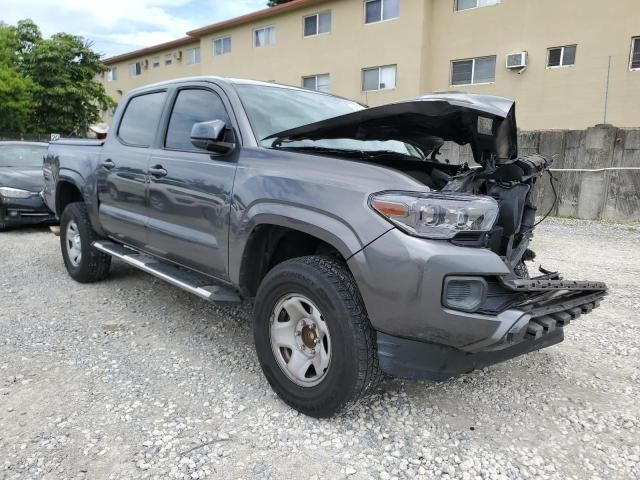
1, 218, 639, 480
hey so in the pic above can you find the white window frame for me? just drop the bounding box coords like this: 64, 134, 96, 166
186, 47, 200, 65
253, 25, 276, 48
213, 36, 232, 56
302, 73, 330, 92
152, 56, 160, 68
362, 65, 397, 92
129, 62, 142, 77
107, 67, 117, 82
164, 53, 172, 66
364, 0, 400, 25
630, 36, 640, 71
450, 56, 496, 86
303, 11, 331, 37
454, 0, 500, 12
546, 45, 577, 69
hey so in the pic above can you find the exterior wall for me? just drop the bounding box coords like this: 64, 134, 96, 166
102, 41, 201, 111
100, 0, 640, 130
427, 0, 640, 129
197, 0, 427, 106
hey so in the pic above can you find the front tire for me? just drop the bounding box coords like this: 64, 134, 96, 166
60, 202, 111, 283
253, 255, 381, 418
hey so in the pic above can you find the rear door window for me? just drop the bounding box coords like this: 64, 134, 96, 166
118, 91, 167, 147
165, 89, 231, 152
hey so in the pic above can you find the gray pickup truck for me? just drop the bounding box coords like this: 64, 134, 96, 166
44, 77, 606, 417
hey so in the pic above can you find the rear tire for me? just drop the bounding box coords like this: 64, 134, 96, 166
253, 255, 381, 418
60, 202, 111, 283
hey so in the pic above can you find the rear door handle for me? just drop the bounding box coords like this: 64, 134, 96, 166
149, 165, 168, 178
102, 159, 115, 170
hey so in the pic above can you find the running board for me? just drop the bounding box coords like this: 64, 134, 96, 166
92, 240, 241, 304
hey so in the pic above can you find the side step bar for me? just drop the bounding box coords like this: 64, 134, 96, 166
93, 240, 241, 304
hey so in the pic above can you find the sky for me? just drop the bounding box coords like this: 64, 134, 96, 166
2, 0, 267, 58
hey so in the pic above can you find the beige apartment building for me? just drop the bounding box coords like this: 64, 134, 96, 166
101, 0, 640, 130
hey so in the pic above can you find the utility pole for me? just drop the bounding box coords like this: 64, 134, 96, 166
603, 56, 612, 124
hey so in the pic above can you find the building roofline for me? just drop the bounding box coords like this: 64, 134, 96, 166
186, 0, 326, 37
102, 0, 328, 65
103, 36, 198, 65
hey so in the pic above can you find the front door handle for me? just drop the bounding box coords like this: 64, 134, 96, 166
149, 165, 168, 178
102, 159, 115, 170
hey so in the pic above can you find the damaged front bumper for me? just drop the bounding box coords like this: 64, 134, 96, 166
347, 228, 607, 381
376, 277, 606, 381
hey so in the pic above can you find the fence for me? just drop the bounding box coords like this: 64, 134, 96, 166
440, 125, 640, 222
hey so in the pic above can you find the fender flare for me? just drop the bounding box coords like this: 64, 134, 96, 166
55, 170, 86, 214
229, 201, 369, 285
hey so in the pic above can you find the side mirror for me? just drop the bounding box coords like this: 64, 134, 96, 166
190, 120, 236, 155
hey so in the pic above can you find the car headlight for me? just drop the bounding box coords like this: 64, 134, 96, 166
0, 187, 37, 199
370, 191, 499, 239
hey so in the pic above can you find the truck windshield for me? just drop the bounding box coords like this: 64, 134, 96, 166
235, 84, 420, 158
0, 144, 48, 168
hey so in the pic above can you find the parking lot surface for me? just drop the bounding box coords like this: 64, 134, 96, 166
1, 218, 639, 480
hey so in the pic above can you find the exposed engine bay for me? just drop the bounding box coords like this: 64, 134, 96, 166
267, 93, 556, 275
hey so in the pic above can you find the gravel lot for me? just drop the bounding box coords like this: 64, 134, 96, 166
1, 218, 639, 480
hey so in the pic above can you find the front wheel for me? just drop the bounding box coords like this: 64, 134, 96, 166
253, 255, 381, 418
60, 202, 111, 283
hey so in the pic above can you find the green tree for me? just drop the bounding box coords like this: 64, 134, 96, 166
267, 0, 294, 6
0, 67, 36, 132
0, 19, 115, 135
22, 33, 115, 134
0, 22, 35, 133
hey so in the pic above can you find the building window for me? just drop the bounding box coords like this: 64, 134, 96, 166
129, 62, 142, 77
186, 47, 201, 65
152, 56, 160, 68
547, 45, 576, 68
630, 37, 640, 70
107, 67, 117, 82
362, 65, 397, 91
254, 26, 276, 47
302, 74, 330, 93
304, 11, 331, 36
455, 0, 499, 12
451, 56, 496, 85
164, 54, 172, 66
365, 0, 399, 24
213, 36, 231, 56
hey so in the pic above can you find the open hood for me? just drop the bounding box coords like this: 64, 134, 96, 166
265, 93, 518, 164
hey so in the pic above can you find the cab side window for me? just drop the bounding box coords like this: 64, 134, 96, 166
118, 91, 167, 147
165, 89, 231, 152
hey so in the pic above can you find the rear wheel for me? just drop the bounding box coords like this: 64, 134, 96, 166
60, 202, 111, 283
253, 255, 381, 418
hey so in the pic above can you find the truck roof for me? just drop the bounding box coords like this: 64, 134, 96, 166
128, 76, 317, 96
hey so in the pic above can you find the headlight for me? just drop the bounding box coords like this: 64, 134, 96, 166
370, 191, 499, 239
0, 187, 37, 199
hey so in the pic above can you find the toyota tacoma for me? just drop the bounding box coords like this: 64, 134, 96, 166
43, 77, 607, 417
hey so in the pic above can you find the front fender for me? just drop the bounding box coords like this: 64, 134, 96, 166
228, 200, 392, 285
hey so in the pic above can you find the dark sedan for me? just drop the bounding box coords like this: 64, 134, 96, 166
0, 141, 56, 230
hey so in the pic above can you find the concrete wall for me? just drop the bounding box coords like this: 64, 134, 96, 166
440, 125, 640, 222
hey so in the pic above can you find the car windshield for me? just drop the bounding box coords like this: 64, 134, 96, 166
235, 84, 421, 158
0, 144, 48, 168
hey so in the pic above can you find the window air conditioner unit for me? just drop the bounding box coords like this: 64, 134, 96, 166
174, 51, 183, 61
506, 52, 528, 69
